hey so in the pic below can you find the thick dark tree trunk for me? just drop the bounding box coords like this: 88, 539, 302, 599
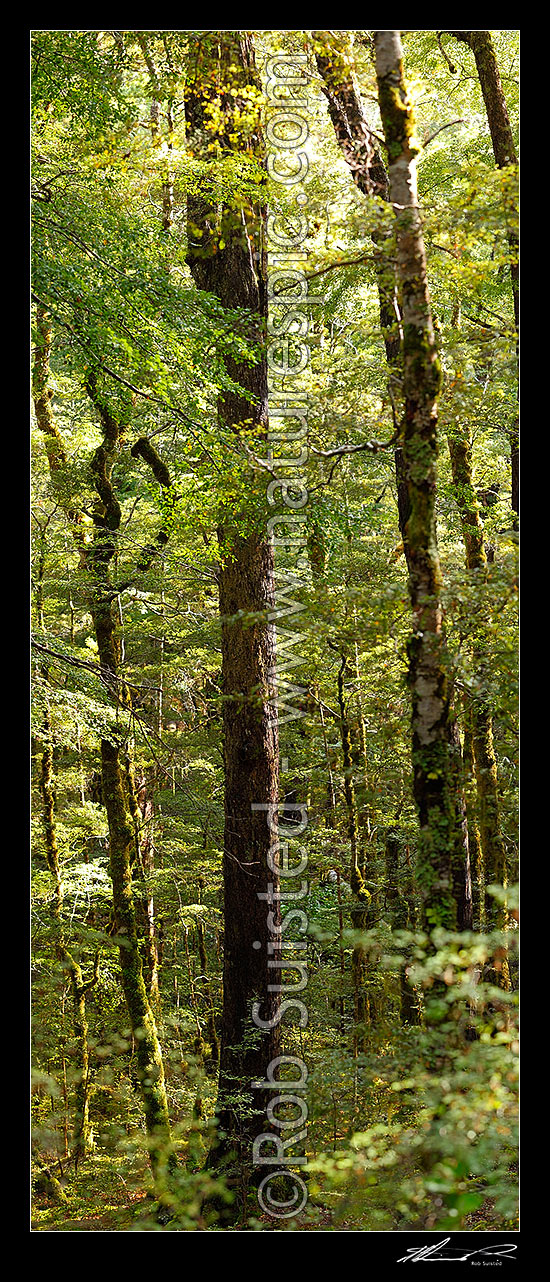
215, 530, 280, 1142
312, 31, 387, 199
185, 33, 281, 1188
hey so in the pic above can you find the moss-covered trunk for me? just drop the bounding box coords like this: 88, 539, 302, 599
84, 381, 175, 1182
463, 717, 484, 931
316, 32, 470, 933
313, 31, 410, 562
33, 375, 95, 1169
450, 30, 518, 518
385, 829, 421, 1024
334, 650, 373, 1043
33, 311, 175, 1191
446, 325, 509, 978
196, 878, 220, 1067
374, 30, 456, 933
99, 735, 173, 1170
127, 764, 160, 1005
448, 717, 473, 930
37, 706, 96, 1167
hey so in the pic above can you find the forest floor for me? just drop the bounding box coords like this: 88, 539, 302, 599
31, 1150, 359, 1231
31, 1149, 505, 1233
31, 1152, 153, 1231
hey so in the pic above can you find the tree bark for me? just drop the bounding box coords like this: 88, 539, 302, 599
449, 30, 518, 517
184, 32, 281, 1184
447, 301, 509, 976
448, 717, 473, 931
196, 877, 220, 1067
84, 374, 177, 1183
463, 716, 485, 932
333, 648, 373, 1044
33, 307, 176, 1194
36, 690, 96, 1167
385, 829, 421, 1024
33, 324, 97, 1170
38, 722, 97, 1168
374, 30, 456, 932
313, 31, 411, 561
126, 764, 160, 1005
315, 30, 472, 934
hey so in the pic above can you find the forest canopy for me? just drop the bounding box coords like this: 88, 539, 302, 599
31, 28, 518, 1235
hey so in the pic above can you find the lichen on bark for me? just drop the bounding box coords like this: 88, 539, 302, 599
375, 30, 456, 932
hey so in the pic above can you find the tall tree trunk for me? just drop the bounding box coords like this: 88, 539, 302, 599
185, 33, 281, 1187
33, 331, 98, 1171
463, 716, 485, 932
374, 30, 456, 932
128, 765, 160, 1005
84, 375, 177, 1184
315, 685, 338, 827
36, 689, 97, 1166
447, 300, 509, 977
449, 30, 518, 518
333, 647, 373, 1045
38, 720, 98, 1168
313, 31, 411, 561
314, 32, 472, 934
448, 718, 473, 930
33, 307, 176, 1195
196, 877, 220, 1067
384, 829, 420, 1024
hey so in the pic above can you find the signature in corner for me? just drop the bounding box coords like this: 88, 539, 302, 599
397, 1237, 517, 1263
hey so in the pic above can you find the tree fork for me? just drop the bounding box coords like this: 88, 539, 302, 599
84, 382, 176, 1184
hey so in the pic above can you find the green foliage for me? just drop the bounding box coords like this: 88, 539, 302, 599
31, 27, 518, 1233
